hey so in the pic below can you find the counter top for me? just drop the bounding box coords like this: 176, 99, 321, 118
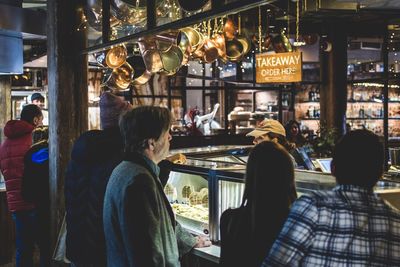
193, 245, 220, 264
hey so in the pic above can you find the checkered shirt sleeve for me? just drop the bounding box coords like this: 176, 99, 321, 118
261, 195, 318, 266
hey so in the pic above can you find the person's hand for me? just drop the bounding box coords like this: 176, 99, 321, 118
194, 235, 212, 248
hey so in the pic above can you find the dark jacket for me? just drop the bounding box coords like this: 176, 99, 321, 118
22, 140, 49, 217
21, 140, 51, 265
0, 120, 35, 212
103, 153, 180, 267
65, 127, 123, 265
220, 206, 284, 267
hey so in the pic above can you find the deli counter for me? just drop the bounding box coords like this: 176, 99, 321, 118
164, 145, 400, 263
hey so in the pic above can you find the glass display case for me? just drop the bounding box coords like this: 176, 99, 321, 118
164, 145, 400, 243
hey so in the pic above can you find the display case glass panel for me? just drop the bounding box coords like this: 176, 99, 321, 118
165, 171, 209, 235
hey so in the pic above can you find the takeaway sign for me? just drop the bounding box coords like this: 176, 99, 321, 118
256, 51, 302, 83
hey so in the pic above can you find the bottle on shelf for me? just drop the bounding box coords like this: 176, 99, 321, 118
315, 88, 320, 101
308, 89, 315, 102
308, 106, 314, 118
359, 105, 365, 118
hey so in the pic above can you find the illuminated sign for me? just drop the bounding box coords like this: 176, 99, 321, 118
256, 51, 302, 83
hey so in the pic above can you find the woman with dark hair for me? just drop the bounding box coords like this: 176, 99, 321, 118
285, 120, 307, 148
219, 141, 297, 267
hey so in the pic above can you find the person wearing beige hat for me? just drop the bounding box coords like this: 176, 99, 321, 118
247, 119, 297, 166
247, 119, 290, 147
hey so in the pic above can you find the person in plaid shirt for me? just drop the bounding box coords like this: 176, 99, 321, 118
262, 130, 400, 266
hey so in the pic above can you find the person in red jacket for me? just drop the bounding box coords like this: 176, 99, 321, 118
0, 104, 43, 267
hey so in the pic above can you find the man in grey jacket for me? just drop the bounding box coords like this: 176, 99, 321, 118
103, 106, 209, 267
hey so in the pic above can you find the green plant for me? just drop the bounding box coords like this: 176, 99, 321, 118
311, 121, 338, 157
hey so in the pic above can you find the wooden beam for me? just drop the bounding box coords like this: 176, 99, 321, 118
320, 22, 348, 137
47, 0, 88, 264
0, 76, 11, 142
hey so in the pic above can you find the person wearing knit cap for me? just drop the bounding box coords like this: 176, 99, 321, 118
99, 92, 132, 129
64, 91, 132, 267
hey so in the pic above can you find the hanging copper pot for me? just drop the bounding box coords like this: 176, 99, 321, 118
126, 55, 152, 85
212, 34, 227, 61
226, 38, 244, 62
177, 0, 208, 12
263, 34, 273, 51
108, 62, 134, 90
224, 18, 237, 41
202, 38, 219, 63
272, 35, 286, 53
138, 37, 163, 73
154, 30, 181, 52
105, 45, 128, 68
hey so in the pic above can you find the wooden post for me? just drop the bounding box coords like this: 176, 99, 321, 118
0, 76, 11, 142
320, 23, 348, 137
47, 0, 88, 264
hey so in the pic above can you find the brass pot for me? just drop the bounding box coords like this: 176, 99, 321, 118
178, 30, 191, 65
237, 36, 251, 58
226, 38, 244, 62
160, 45, 184, 74
105, 45, 128, 68
178, 0, 208, 11
180, 27, 203, 51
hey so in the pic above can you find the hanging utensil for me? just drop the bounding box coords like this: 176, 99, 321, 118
223, 18, 236, 41
280, 29, 293, 52
106, 62, 134, 90
212, 33, 227, 61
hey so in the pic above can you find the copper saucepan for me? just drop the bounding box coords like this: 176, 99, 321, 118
212, 34, 227, 62
223, 18, 237, 41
